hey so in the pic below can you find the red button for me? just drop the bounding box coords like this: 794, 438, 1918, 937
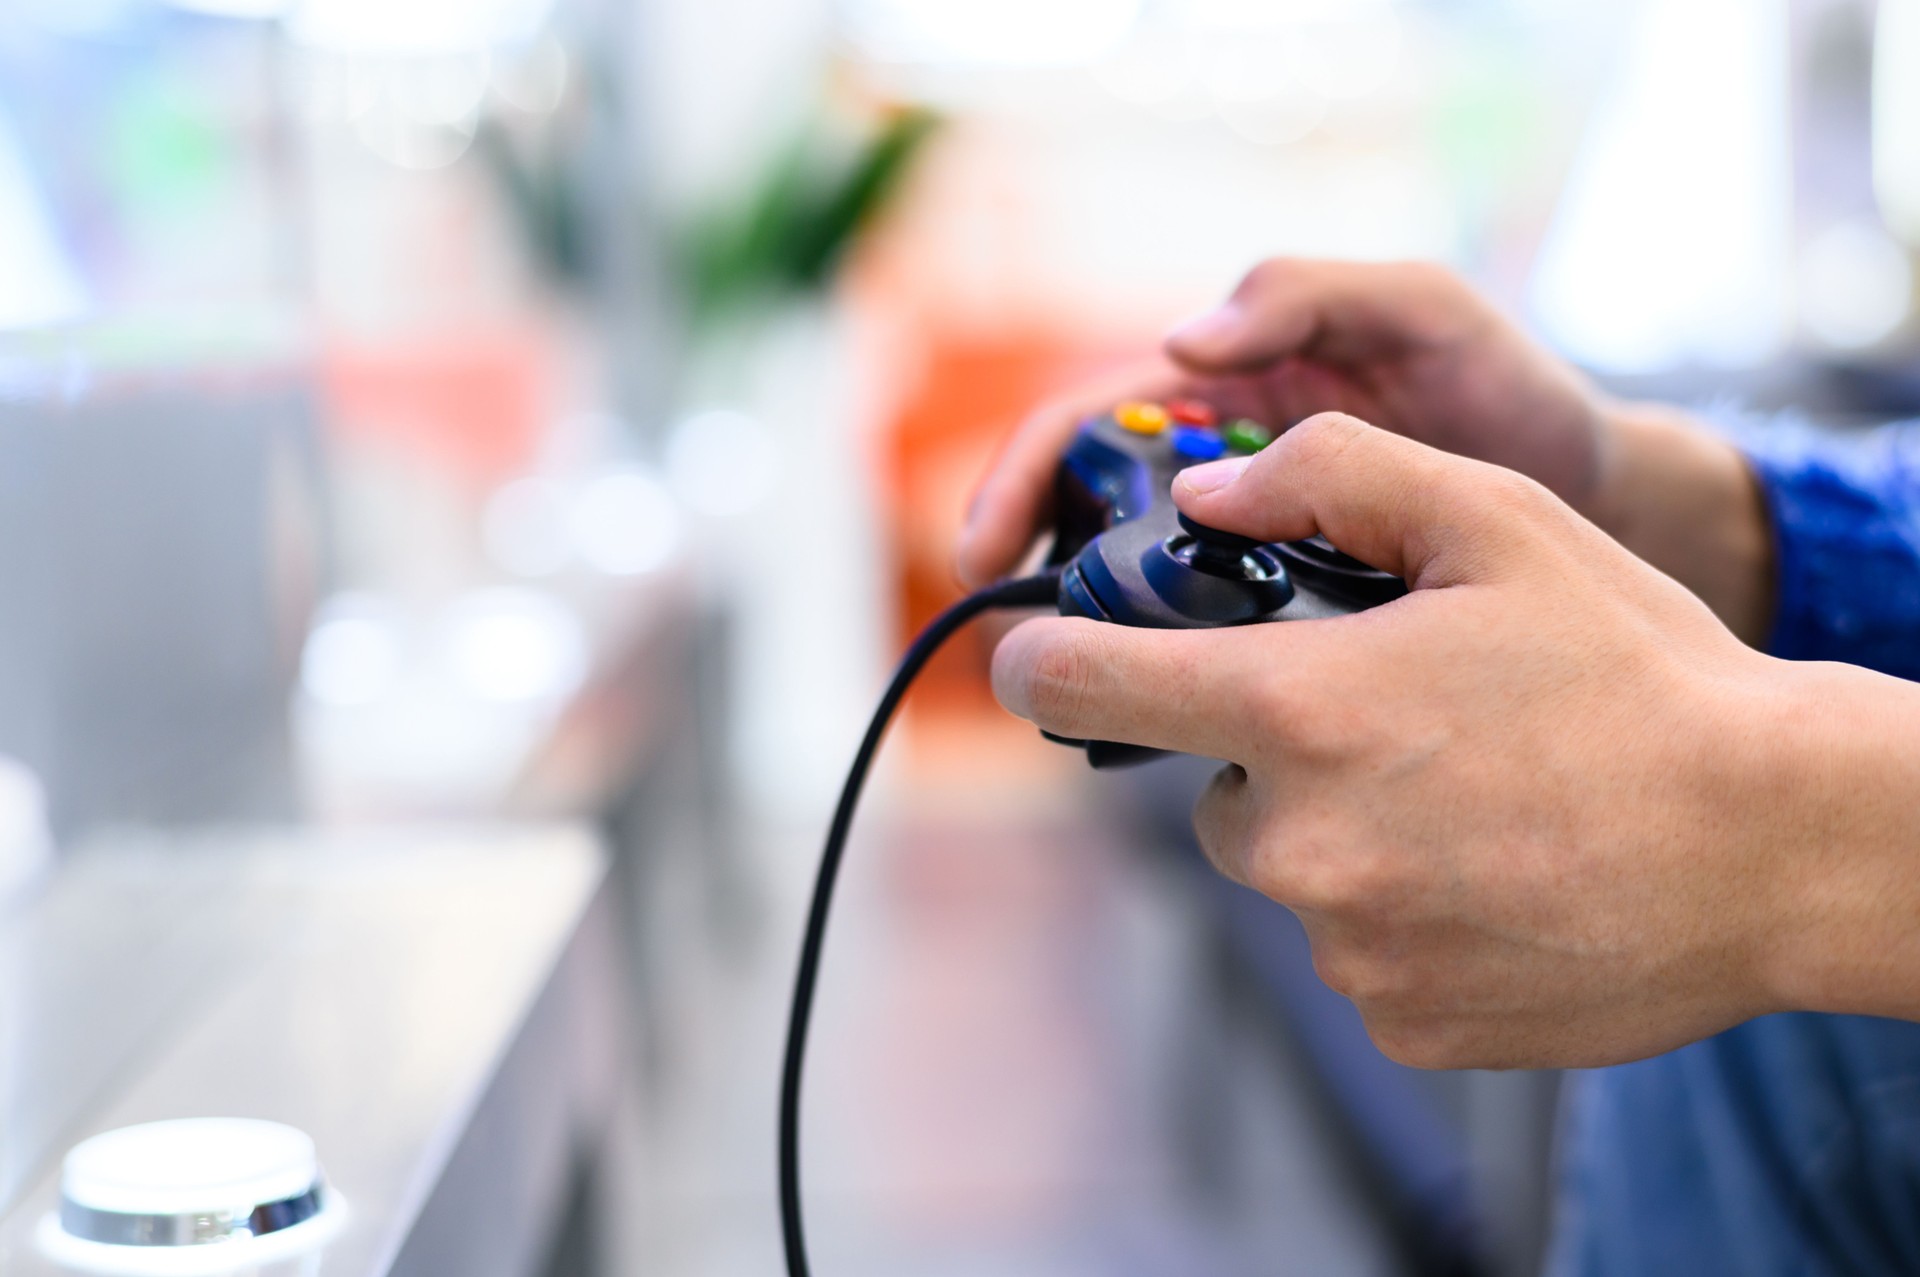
1167, 399, 1217, 427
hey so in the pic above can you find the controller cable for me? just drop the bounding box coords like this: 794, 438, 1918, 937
779, 569, 1063, 1277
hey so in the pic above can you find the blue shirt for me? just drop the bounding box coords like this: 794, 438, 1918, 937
1754, 420, 1920, 677
1551, 418, 1920, 1275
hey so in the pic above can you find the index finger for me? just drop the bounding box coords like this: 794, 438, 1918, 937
955, 359, 1184, 589
990, 611, 1391, 767
990, 616, 1258, 761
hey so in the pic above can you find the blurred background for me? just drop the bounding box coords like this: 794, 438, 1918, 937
0, 0, 1912, 1273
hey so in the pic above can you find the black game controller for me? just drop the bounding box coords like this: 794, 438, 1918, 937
1043, 399, 1408, 768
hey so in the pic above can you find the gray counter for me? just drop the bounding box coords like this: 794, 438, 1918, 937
0, 825, 621, 1277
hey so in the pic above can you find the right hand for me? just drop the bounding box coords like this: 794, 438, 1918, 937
956, 258, 1611, 590
989, 414, 1809, 1067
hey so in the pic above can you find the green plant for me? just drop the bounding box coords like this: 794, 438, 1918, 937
678, 104, 941, 330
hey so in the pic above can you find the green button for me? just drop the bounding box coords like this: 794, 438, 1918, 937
1223, 419, 1273, 454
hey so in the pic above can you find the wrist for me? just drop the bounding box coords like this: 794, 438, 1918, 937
1751, 660, 1920, 1021
1584, 401, 1776, 645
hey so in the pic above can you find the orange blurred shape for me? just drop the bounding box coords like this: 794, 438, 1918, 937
319, 330, 551, 487
881, 325, 1138, 776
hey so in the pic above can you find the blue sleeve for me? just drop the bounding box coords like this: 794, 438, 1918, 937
1735, 417, 1920, 680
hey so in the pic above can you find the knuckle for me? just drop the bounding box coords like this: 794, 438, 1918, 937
1365, 1017, 1467, 1071
1243, 255, 1308, 296
1394, 260, 1496, 346
1020, 635, 1100, 730
1400, 258, 1466, 296
1285, 849, 1365, 912
1277, 411, 1370, 469
1327, 848, 1398, 910
1481, 464, 1550, 514
1465, 465, 1562, 546
1310, 929, 1425, 1009
1244, 823, 1331, 907
1255, 818, 1380, 913
1334, 945, 1420, 1005
1309, 943, 1362, 998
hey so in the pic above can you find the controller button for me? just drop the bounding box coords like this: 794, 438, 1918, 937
1115, 401, 1170, 435
1170, 425, 1227, 461
1166, 398, 1218, 427
1223, 419, 1274, 453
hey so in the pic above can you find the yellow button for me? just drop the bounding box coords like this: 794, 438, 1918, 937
1115, 401, 1170, 435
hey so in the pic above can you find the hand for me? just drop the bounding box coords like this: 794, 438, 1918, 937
957, 258, 1606, 590
955, 257, 1775, 642
990, 414, 1828, 1069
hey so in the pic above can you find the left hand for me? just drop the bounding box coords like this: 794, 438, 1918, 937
989, 413, 1811, 1069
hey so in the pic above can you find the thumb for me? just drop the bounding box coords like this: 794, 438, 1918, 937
1171, 413, 1542, 589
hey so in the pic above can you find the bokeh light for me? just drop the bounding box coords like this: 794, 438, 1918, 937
569, 468, 682, 577
666, 409, 779, 520
441, 587, 587, 702
301, 595, 406, 707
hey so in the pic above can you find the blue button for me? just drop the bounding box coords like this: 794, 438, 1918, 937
1171, 425, 1227, 461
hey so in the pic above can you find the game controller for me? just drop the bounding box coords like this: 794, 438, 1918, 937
1042, 399, 1408, 768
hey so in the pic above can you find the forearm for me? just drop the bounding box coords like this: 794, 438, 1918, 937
1584, 402, 1777, 645
1587, 409, 1920, 1023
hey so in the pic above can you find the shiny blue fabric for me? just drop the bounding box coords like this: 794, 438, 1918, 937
1549, 420, 1920, 1276
1749, 421, 1920, 678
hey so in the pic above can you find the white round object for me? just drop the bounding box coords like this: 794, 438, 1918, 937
64, 1119, 316, 1216
39, 1119, 346, 1275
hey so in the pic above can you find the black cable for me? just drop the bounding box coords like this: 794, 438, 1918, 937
779, 570, 1062, 1277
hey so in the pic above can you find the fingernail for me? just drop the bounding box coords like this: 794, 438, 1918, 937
1176, 455, 1251, 495
1167, 303, 1241, 351
953, 537, 981, 589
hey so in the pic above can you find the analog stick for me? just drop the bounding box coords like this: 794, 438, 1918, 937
1175, 512, 1271, 579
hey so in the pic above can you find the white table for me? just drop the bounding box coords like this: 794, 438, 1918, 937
0, 824, 621, 1277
